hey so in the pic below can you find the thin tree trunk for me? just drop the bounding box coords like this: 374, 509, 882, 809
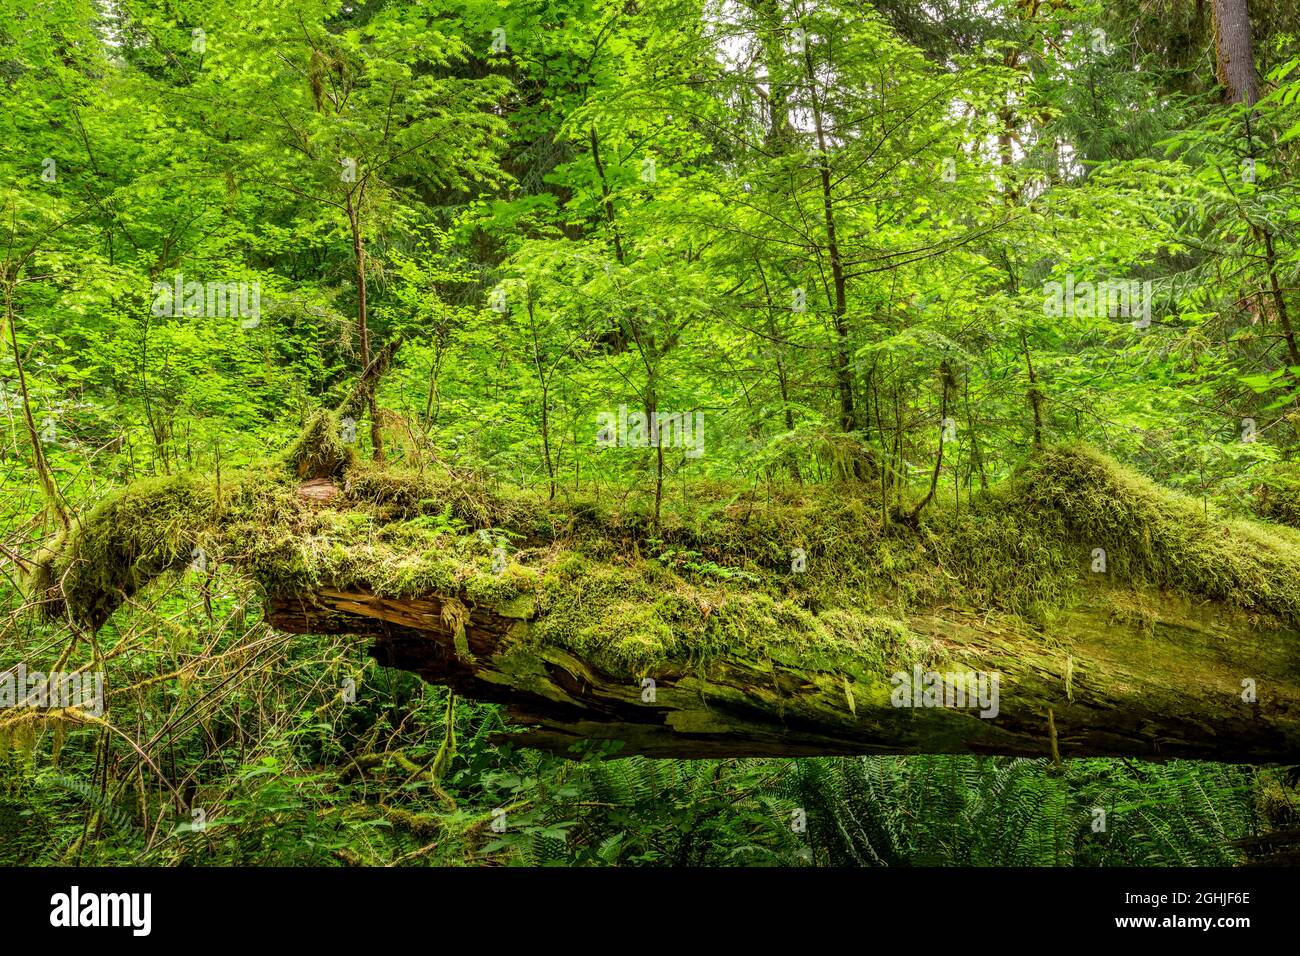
3, 285, 70, 532
527, 297, 556, 500
755, 258, 800, 481
347, 195, 383, 463
1256, 227, 1300, 390
909, 362, 954, 520
589, 127, 625, 266
1020, 330, 1044, 448
803, 45, 859, 463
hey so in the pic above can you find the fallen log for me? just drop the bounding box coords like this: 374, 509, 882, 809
265, 580, 1300, 761
31, 429, 1300, 762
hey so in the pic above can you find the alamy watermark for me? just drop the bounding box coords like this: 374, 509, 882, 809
50, 886, 150, 936
596, 405, 705, 459
890, 666, 1000, 719
150, 273, 261, 325
1044, 274, 1152, 328
1, 664, 104, 717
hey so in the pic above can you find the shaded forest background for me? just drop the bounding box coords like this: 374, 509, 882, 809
1, 0, 1299, 865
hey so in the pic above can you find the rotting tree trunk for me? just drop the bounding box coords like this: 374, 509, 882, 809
37, 439, 1300, 764
267, 584, 1300, 762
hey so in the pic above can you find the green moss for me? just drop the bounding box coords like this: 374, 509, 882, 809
284, 409, 353, 479
37, 473, 220, 627
526, 551, 934, 681
371, 549, 463, 597
1008, 445, 1300, 622
463, 562, 538, 606
31, 431, 1300, 686
345, 462, 536, 531
34, 432, 322, 626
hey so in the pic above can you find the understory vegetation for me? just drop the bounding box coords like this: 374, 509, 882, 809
3, 0, 1300, 865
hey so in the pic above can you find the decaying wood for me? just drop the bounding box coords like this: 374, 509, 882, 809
267, 584, 1300, 762
297, 478, 340, 504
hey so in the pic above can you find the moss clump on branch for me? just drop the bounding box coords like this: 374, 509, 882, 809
29, 420, 1300, 683
31, 462, 308, 629
32, 473, 223, 627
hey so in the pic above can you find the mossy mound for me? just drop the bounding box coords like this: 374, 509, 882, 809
32, 463, 308, 629
36, 472, 222, 626
1007, 444, 1300, 621
285, 409, 353, 479
344, 462, 537, 530
529, 549, 935, 680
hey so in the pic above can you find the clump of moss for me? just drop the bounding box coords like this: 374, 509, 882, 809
1008, 444, 1300, 622
345, 465, 461, 518
817, 610, 936, 673
1255, 772, 1299, 828
284, 408, 353, 479
27, 534, 69, 615
526, 548, 933, 680
32, 414, 333, 627
35, 474, 222, 628
32, 458, 320, 628
344, 462, 534, 531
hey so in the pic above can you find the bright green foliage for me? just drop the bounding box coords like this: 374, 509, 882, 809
2, 0, 1298, 867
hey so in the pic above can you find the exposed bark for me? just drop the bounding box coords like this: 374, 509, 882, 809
297, 478, 339, 503
1212, 0, 1259, 105
1214, 3, 1297, 397
998, 48, 1021, 199
266, 580, 1300, 762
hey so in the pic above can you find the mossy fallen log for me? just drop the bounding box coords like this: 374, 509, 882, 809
29, 417, 1300, 761
264, 582, 1300, 761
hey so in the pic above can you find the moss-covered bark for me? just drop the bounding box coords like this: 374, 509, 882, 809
30, 425, 1300, 761
266, 580, 1300, 761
